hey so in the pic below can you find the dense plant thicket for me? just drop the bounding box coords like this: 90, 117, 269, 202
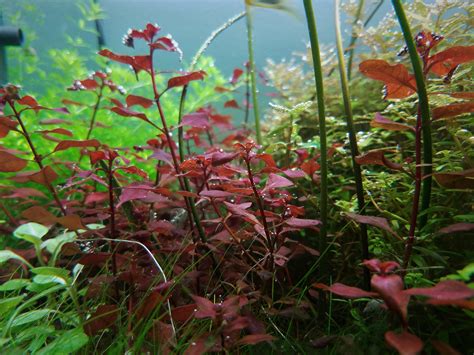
0, 0, 473, 354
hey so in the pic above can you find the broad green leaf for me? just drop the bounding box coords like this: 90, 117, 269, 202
41, 231, 76, 255
31, 266, 70, 279
0, 295, 25, 314
17, 325, 56, 342
0, 279, 31, 291
37, 328, 88, 355
0, 250, 32, 268
11, 309, 54, 327
13, 223, 50, 245
0, 338, 10, 347
32, 274, 68, 286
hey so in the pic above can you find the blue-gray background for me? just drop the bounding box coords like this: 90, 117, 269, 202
4, 0, 391, 80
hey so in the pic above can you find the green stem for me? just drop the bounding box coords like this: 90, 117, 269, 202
245, 3, 262, 145
303, 0, 329, 280
346, 0, 365, 81
335, 0, 370, 290
391, 0, 432, 229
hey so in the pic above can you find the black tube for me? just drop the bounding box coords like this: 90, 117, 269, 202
0, 26, 23, 46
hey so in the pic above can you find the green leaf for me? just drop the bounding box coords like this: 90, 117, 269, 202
32, 275, 68, 286
11, 309, 54, 327
13, 223, 50, 245
0, 295, 25, 314
31, 266, 70, 279
17, 325, 56, 342
0, 250, 32, 268
41, 231, 76, 255
37, 328, 88, 355
0, 279, 31, 291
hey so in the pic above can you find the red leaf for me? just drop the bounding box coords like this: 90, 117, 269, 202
170, 304, 196, 323
371, 112, 414, 132
79, 252, 112, 266
22, 206, 86, 230
17, 95, 39, 108
285, 217, 321, 229
427, 299, 474, 309
235, 334, 275, 346
372, 274, 409, 324
3, 187, 46, 199
363, 259, 400, 274
355, 150, 403, 170
427, 45, 474, 77
54, 139, 100, 152
126, 94, 154, 108
199, 190, 233, 198
434, 169, 474, 189
61, 99, 85, 106
214, 86, 232, 93
110, 106, 153, 125
39, 118, 72, 125
167, 71, 206, 89
89, 151, 106, 165
84, 304, 119, 336
283, 168, 306, 179
17, 95, 68, 113
431, 340, 461, 355
449, 92, 474, 100
98, 49, 151, 73
192, 295, 216, 319
26, 166, 58, 186
264, 173, 293, 190
224, 201, 260, 225
314, 282, 377, 298
209, 151, 238, 166
150, 36, 181, 56
432, 102, 474, 120
180, 112, 210, 128
359, 60, 417, 99
120, 166, 148, 179
224, 99, 240, 109
55, 215, 87, 230
0, 117, 19, 138
404, 280, 474, 300
345, 212, 399, 238
438, 223, 474, 234
136, 288, 166, 320
230, 68, 244, 85
85, 192, 108, 205
37, 128, 73, 137
385, 331, 423, 355
0, 151, 28, 172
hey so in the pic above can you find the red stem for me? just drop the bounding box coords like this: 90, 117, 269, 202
8, 100, 67, 216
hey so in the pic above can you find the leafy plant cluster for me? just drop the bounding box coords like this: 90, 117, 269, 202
0, 1, 473, 354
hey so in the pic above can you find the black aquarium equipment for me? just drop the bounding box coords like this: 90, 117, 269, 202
0, 12, 24, 85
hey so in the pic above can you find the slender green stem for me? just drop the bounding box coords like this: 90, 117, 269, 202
85, 83, 104, 140
346, 0, 365, 81
245, 3, 262, 145
335, 0, 370, 290
391, 0, 432, 229
177, 12, 246, 162
303, 0, 329, 280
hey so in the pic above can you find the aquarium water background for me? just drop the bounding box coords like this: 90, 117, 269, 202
1, 0, 391, 112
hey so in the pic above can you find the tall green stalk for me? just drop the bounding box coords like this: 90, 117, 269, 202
391, 0, 432, 229
334, 0, 370, 290
177, 11, 246, 162
303, 0, 328, 281
245, 3, 262, 145
346, 0, 365, 81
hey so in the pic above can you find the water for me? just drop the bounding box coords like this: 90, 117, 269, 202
4, 0, 392, 77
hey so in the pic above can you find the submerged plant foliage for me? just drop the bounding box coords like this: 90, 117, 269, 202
0, 1, 473, 354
